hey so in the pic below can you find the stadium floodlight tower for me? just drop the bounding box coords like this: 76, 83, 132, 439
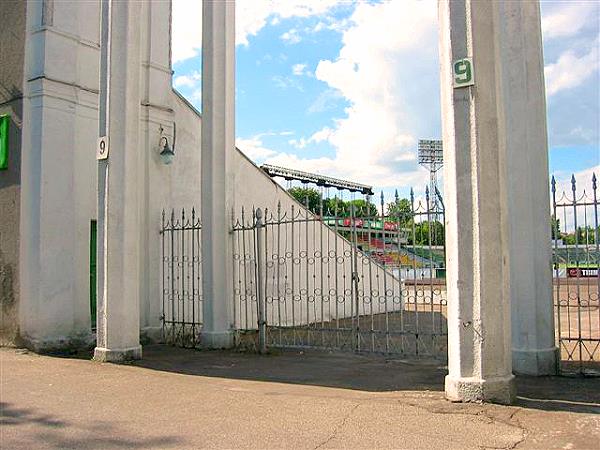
418, 139, 443, 211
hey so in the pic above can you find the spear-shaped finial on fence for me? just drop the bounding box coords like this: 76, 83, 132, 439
394, 189, 399, 203
592, 173, 597, 191
571, 174, 577, 194
380, 191, 385, 216
410, 187, 414, 204
425, 185, 430, 202
551, 175, 556, 193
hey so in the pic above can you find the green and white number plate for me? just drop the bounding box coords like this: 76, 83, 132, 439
453, 57, 474, 88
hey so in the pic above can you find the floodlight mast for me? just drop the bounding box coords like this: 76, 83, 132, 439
418, 139, 443, 211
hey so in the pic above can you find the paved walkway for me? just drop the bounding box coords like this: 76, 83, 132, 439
1, 345, 599, 449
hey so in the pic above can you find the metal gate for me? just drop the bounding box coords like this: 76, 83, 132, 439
160, 209, 203, 348
232, 188, 447, 358
552, 174, 600, 375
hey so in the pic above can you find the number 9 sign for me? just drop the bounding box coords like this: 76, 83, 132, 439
453, 57, 474, 88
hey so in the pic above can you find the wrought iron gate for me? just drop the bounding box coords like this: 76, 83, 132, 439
232, 189, 447, 358
552, 174, 600, 375
160, 209, 203, 348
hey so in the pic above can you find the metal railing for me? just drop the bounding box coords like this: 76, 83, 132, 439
552, 173, 600, 375
232, 188, 447, 357
160, 209, 203, 348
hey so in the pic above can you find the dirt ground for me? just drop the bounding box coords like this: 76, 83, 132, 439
2, 345, 599, 449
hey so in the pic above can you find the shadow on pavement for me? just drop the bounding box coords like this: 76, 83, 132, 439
135, 344, 447, 392
134, 345, 600, 415
515, 375, 600, 414
0, 401, 184, 449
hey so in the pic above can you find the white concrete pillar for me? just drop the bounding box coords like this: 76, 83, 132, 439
200, 0, 235, 348
499, 1, 558, 376
439, 0, 515, 404
94, 0, 143, 362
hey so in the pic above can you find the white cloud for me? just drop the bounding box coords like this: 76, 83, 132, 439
541, 2, 599, 40
173, 71, 201, 89
292, 63, 308, 76
172, 0, 203, 64
281, 28, 302, 44
172, 0, 344, 63
236, 136, 278, 160
272, 75, 304, 91
256, 1, 438, 189
289, 127, 334, 149
545, 39, 599, 96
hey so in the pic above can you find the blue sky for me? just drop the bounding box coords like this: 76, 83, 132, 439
172, 0, 599, 201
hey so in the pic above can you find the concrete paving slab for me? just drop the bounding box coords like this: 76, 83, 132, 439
1, 345, 598, 449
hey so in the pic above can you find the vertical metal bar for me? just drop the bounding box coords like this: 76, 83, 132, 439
550, 190, 561, 360
181, 208, 186, 346
410, 189, 419, 355
161, 209, 166, 341
367, 200, 375, 352
291, 204, 296, 346
426, 187, 435, 353
320, 193, 325, 346
593, 174, 600, 366
276, 201, 282, 345
191, 208, 196, 347
334, 197, 340, 348
306, 206, 310, 346
395, 190, 404, 354
351, 203, 360, 351
572, 175, 583, 370
170, 209, 176, 345
381, 192, 389, 353
241, 207, 249, 330
256, 209, 267, 353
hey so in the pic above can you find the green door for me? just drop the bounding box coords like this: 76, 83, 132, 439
90, 220, 97, 330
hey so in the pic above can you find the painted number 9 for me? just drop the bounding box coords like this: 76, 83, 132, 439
453, 58, 474, 88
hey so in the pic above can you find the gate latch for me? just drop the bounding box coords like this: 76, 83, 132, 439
352, 272, 360, 283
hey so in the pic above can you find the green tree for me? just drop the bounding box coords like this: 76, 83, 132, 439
387, 198, 412, 225
411, 220, 445, 246
347, 199, 377, 217
288, 187, 322, 214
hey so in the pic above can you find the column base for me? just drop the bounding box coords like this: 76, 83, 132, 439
512, 347, 558, 376
93, 345, 142, 363
445, 374, 516, 404
200, 330, 234, 349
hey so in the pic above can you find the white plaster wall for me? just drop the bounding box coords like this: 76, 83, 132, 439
19, 0, 100, 350
16, 0, 401, 348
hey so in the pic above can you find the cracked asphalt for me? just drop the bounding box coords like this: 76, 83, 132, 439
1, 345, 599, 449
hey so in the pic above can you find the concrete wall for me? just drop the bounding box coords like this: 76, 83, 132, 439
19, 0, 101, 350
10, 0, 400, 350
0, 1, 26, 345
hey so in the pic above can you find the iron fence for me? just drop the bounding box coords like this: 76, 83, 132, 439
552, 173, 600, 375
160, 208, 203, 348
232, 188, 447, 358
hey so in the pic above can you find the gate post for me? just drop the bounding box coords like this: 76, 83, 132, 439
94, 0, 143, 362
439, 0, 515, 403
200, 0, 235, 348
255, 209, 267, 353
500, 1, 558, 376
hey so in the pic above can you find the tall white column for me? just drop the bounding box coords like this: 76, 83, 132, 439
500, 1, 558, 376
94, 0, 143, 362
439, 0, 515, 404
201, 0, 235, 348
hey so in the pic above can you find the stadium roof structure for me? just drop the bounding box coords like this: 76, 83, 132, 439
260, 164, 374, 196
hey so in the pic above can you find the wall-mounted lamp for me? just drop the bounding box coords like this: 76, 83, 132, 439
158, 123, 176, 165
